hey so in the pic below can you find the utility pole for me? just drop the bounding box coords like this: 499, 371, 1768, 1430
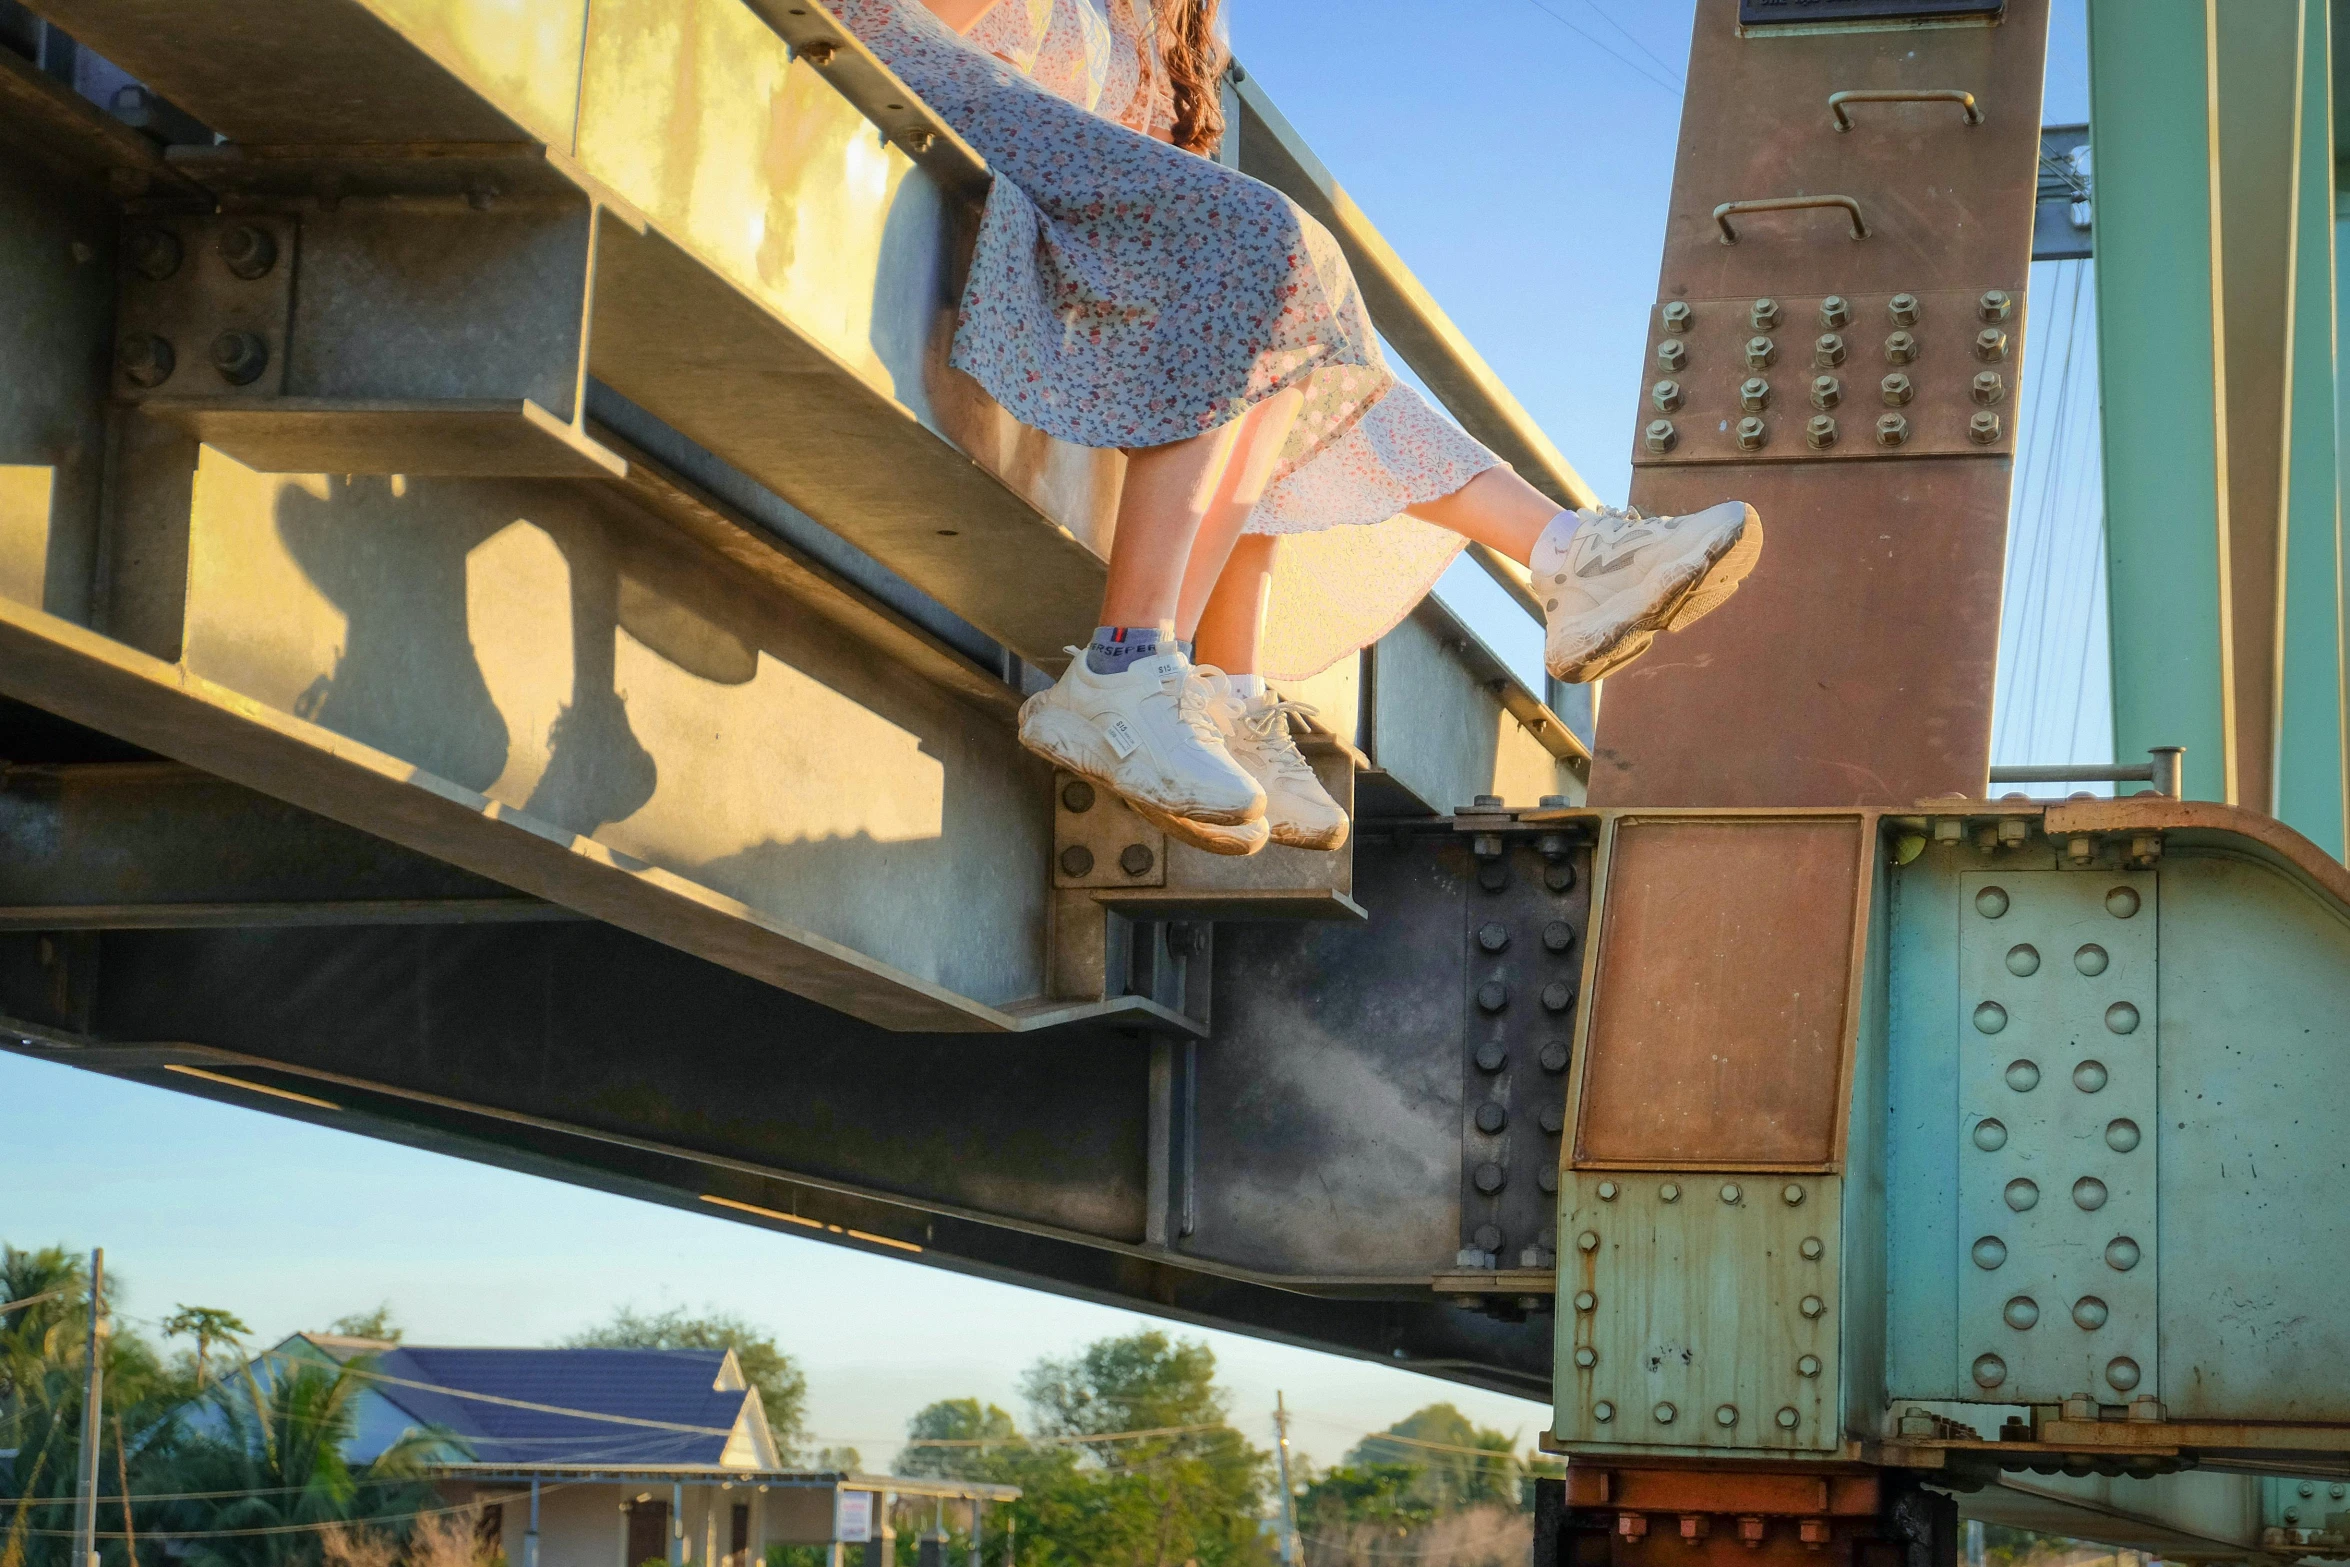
75, 1249, 104, 1567
1272, 1392, 1298, 1567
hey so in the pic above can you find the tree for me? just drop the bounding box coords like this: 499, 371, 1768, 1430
163, 1307, 253, 1391
1344, 1405, 1519, 1514
561, 1306, 808, 1457
898, 1399, 1017, 1480
323, 1306, 401, 1344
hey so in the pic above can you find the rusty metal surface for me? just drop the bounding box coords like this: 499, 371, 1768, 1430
1574, 817, 1866, 1169
1594, 0, 2045, 807
141, 399, 627, 478
1591, 459, 2010, 806
1564, 1466, 1881, 1514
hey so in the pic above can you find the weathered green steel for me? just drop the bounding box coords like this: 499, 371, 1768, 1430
2090, 0, 2235, 804
2278, 0, 2347, 856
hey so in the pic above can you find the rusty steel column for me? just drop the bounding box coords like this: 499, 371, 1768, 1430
1590, 0, 2050, 807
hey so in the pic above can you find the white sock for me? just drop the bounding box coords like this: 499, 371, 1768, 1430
1528, 509, 1586, 576
1229, 672, 1267, 700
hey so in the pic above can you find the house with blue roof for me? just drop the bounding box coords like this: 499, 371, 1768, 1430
243, 1335, 1017, 1567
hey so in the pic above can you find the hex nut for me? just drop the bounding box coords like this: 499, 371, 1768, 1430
1814, 332, 1847, 368
1652, 378, 1684, 412
127, 226, 182, 282
218, 224, 279, 281
1876, 412, 1910, 447
1060, 779, 1096, 813
1979, 289, 2014, 322
1775, 1407, 1800, 1430
1644, 419, 1677, 455
1805, 415, 1837, 450
1972, 370, 2007, 406
1658, 1182, 1681, 1203
1800, 1294, 1826, 1319
1716, 1404, 1739, 1427
1574, 1346, 1598, 1368
1797, 1354, 1823, 1378
1744, 335, 1777, 370
1783, 1183, 1806, 1206
1970, 410, 2002, 444
1750, 297, 1782, 329
1975, 327, 2009, 362
1540, 1041, 1570, 1073
1475, 1162, 1507, 1194
1540, 1106, 1564, 1134
1657, 339, 1688, 371
1542, 919, 1574, 953
1739, 376, 1772, 413
1890, 292, 1921, 325
1653, 1402, 1678, 1425
1593, 1400, 1616, 1423
1574, 1290, 1597, 1312
117, 333, 175, 389
1811, 375, 1842, 410
209, 329, 269, 386
1541, 980, 1574, 1012
1820, 294, 1851, 328
1475, 979, 1508, 1013
1058, 845, 1095, 878
1661, 300, 1693, 333
1800, 1236, 1825, 1261
1877, 372, 1913, 407
1119, 843, 1155, 877
1576, 1229, 1600, 1252
1885, 330, 1919, 365
1474, 1040, 1507, 1073
1596, 1180, 1619, 1201
1477, 920, 1510, 953
1735, 416, 1768, 451
1474, 1101, 1508, 1134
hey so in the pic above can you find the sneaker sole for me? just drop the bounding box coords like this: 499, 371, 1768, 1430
1268, 815, 1350, 852
1019, 703, 1266, 827
1550, 506, 1764, 684
1128, 798, 1270, 856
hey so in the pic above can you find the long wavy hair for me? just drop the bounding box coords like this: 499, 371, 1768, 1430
1159, 0, 1230, 157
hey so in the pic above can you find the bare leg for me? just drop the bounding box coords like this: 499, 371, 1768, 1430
1402, 465, 1566, 565
1192, 533, 1276, 673
1100, 418, 1246, 629
1174, 388, 1304, 641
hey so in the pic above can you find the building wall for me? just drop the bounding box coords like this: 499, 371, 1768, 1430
482, 1479, 846, 1567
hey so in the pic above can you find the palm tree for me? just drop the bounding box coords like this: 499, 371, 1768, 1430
161, 1309, 252, 1393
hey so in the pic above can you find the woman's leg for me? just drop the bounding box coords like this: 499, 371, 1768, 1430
1099, 418, 1246, 631
1174, 388, 1304, 652
1192, 533, 1275, 673
1402, 464, 1566, 564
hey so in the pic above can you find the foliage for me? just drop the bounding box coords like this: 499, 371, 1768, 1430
162, 1307, 254, 1391
322, 1308, 401, 1346
1296, 1465, 1435, 1533
559, 1306, 808, 1458
1341, 1405, 1519, 1514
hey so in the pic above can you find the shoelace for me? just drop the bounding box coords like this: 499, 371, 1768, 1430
1238, 698, 1321, 781
1172, 668, 1229, 748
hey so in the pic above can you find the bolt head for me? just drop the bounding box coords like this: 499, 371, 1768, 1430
1574, 1346, 1598, 1368
1972, 1353, 2008, 1388
1876, 411, 1910, 446
1813, 332, 1847, 368
1656, 339, 1687, 371
2072, 1295, 2109, 1330
1969, 411, 2002, 444
1719, 1182, 1742, 1205
1659, 1182, 1681, 1203
1575, 1229, 1599, 1252
1542, 919, 1574, 953
1782, 1183, 1806, 1206
1744, 335, 1777, 370
1644, 419, 1677, 454
1574, 1290, 1596, 1312
1889, 293, 1921, 325
1474, 1101, 1507, 1134
117, 333, 175, 388
1653, 1402, 1677, 1425
1474, 1040, 1507, 1072
1799, 1294, 1826, 1319
1474, 1162, 1507, 1194
1058, 845, 1095, 878
1118, 843, 1155, 877
1661, 300, 1693, 333
1651, 378, 1684, 412
1775, 1407, 1800, 1430
209, 329, 270, 386
2002, 1295, 2040, 1330
1739, 376, 1771, 413
1805, 414, 1837, 450
1979, 289, 2014, 322
1810, 375, 1842, 410
1539, 1106, 1563, 1134
217, 224, 278, 281
2105, 1356, 2142, 1392
1800, 1236, 1824, 1261
1592, 1400, 1615, 1422
1477, 920, 1510, 953
1975, 327, 2010, 362
1596, 1180, 1619, 1201
1475, 979, 1508, 1013
1715, 1404, 1739, 1427
1540, 980, 1574, 1013
1884, 330, 1918, 365
1881, 373, 1914, 406
1749, 297, 1781, 329
1734, 416, 1767, 451
1539, 1041, 1570, 1073
1060, 779, 1096, 813
1797, 1354, 1822, 1378
1820, 295, 1851, 328
1971, 370, 2007, 406
127, 226, 182, 282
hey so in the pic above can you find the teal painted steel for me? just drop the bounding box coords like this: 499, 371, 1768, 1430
2279, 0, 2348, 856
2090, 1, 2236, 803
1885, 846, 1966, 1400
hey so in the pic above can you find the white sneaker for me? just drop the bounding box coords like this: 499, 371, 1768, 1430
1205, 676, 1351, 852
1536, 500, 1763, 684
1020, 649, 1267, 838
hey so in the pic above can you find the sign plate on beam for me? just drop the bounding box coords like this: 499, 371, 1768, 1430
1741, 0, 2003, 23
2035, 124, 2093, 262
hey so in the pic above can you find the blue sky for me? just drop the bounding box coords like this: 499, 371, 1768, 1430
2, 0, 2106, 1477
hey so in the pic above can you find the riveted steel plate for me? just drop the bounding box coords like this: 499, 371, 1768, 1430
1634, 290, 2021, 465
1051, 771, 1167, 891
114, 214, 298, 401
1554, 1171, 1842, 1452
1957, 870, 2157, 1404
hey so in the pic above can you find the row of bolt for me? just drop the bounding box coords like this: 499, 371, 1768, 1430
119, 224, 281, 392
1646, 407, 2001, 454
1654, 368, 2006, 416
1656, 322, 2008, 376
1659, 290, 2014, 334
1057, 780, 1156, 879
1464, 822, 1579, 1218
1614, 1515, 1833, 1548
1593, 1399, 1808, 1432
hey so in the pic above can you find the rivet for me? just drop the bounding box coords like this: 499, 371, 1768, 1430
1476, 980, 1508, 1013
1811, 375, 1843, 410
1972, 370, 2007, 406
1740, 376, 1772, 413
2004, 1177, 2040, 1212
2006, 943, 2040, 976
2074, 1060, 2109, 1093
1797, 1355, 1822, 1378
1058, 845, 1094, 877
1119, 843, 1155, 877
1645, 419, 1678, 455
1782, 1183, 1805, 1206
2303, 1483, 2319, 1499
1577, 1229, 1600, 1252
209, 329, 270, 386
1654, 1402, 1678, 1425
1474, 1041, 1506, 1073
1661, 301, 1693, 333
1973, 1118, 2008, 1152
1800, 1295, 1826, 1319
1750, 297, 1782, 329
1478, 921, 1510, 953
1735, 415, 1768, 451
1971, 1235, 2007, 1270
1475, 1163, 1506, 1194
2003, 1296, 2040, 1330
1876, 411, 1910, 446
1659, 1182, 1681, 1204
2004, 1058, 2040, 1092
1593, 1400, 1616, 1423
1720, 1182, 1743, 1205
127, 226, 183, 281
2105, 1118, 2141, 1153
1745, 335, 1778, 371
2072, 1296, 2109, 1330
1889, 292, 1921, 325
1974, 327, 2009, 362
1541, 1106, 1564, 1134
1574, 1290, 1597, 1312
1574, 1345, 1599, 1368
1975, 886, 2010, 918
2105, 1357, 2142, 1392
1775, 1407, 1800, 1430
1716, 1404, 1739, 1427
1974, 1002, 2009, 1035
117, 333, 176, 388
1541, 981, 1574, 1012
1475, 1102, 1507, 1134
1060, 779, 1096, 813
1596, 1180, 1620, 1202
2073, 1176, 2108, 1211
218, 224, 279, 280
1543, 920, 1574, 953
1656, 339, 1688, 372
2105, 1235, 2142, 1271
1800, 1236, 1824, 1261
1652, 379, 1685, 412
2105, 1001, 2140, 1035
1885, 331, 1918, 365
1540, 1042, 1570, 1073
1814, 333, 1847, 368
1820, 295, 1851, 328
2105, 886, 2142, 919
2075, 944, 2109, 976
1805, 414, 1838, 449
2329, 1485, 2343, 1500
1972, 1353, 2007, 1389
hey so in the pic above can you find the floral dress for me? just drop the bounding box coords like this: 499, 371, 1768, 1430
820, 0, 1505, 678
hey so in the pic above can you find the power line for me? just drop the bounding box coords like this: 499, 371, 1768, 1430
1565, 0, 1686, 88
1519, 0, 1684, 98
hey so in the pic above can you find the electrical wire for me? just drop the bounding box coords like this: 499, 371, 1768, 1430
1563, 0, 1685, 88
1518, 0, 1684, 98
